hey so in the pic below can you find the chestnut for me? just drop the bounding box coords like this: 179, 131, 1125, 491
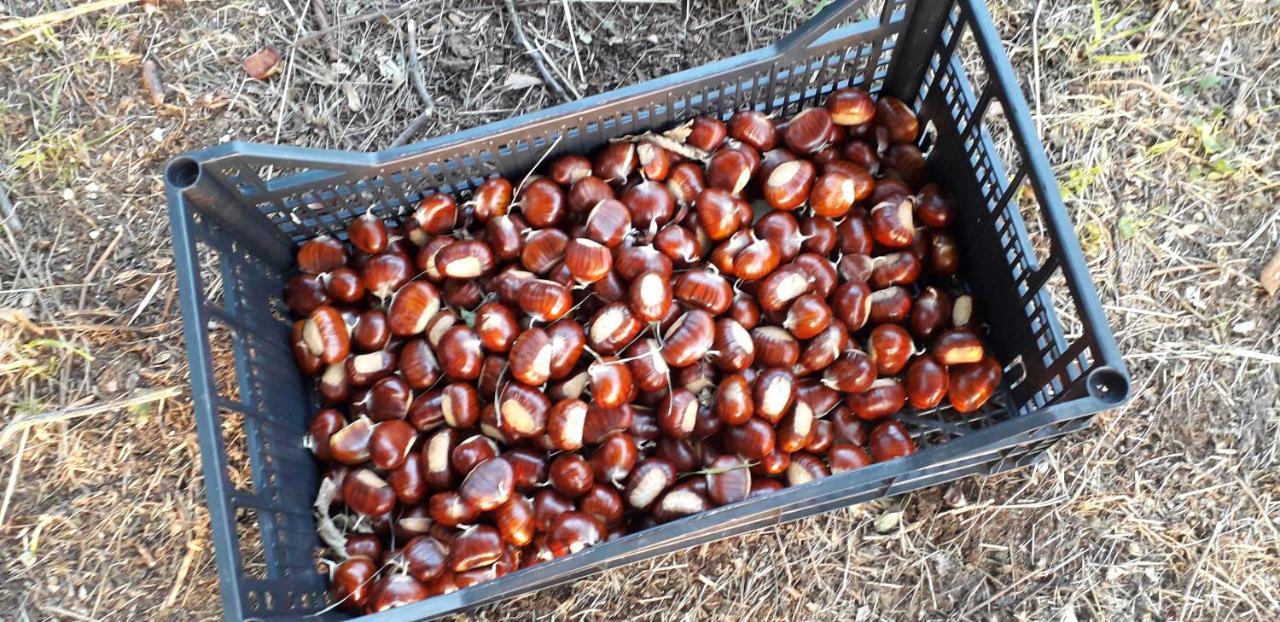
657, 387, 699, 439
910, 286, 951, 339
748, 479, 785, 498
343, 468, 396, 516
583, 404, 635, 445
870, 252, 922, 288
533, 489, 576, 531
472, 177, 514, 222
584, 199, 632, 249
369, 419, 416, 470
757, 264, 812, 312
587, 359, 634, 408
868, 286, 912, 325
306, 408, 345, 462
831, 406, 866, 446
422, 428, 459, 490
331, 557, 378, 610
915, 183, 956, 228
705, 455, 752, 506
302, 306, 350, 364
875, 96, 919, 144
448, 525, 504, 572
809, 172, 856, 218
436, 240, 496, 279
727, 293, 762, 330
782, 294, 832, 340
284, 274, 329, 316
588, 303, 643, 355
869, 198, 916, 248
401, 535, 449, 583
754, 447, 790, 477
868, 419, 916, 462
522, 229, 569, 275
436, 325, 483, 381
826, 87, 875, 125
623, 457, 676, 509
763, 160, 816, 211
751, 326, 800, 369
847, 378, 907, 421
732, 237, 782, 281
588, 431, 638, 483
564, 238, 614, 284
549, 453, 594, 498
835, 212, 874, 255
593, 142, 637, 183
547, 398, 589, 451
786, 452, 830, 487
712, 318, 756, 372
784, 107, 834, 154
368, 375, 412, 422
297, 236, 347, 274
498, 381, 551, 439
460, 457, 515, 512
727, 110, 777, 151
625, 338, 671, 392
688, 116, 728, 151
389, 452, 428, 505
621, 181, 676, 230
653, 488, 712, 522
452, 434, 499, 477
795, 381, 842, 417
637, 141, 673, 180
662, 309, 715, 368
568, 176, 615, 215
776, 400, 816, 453
329, 416, 374, 465
933, 328, 985, 366
806, 419, 835, 454
828, 443, 873, 473
520, 178, 567, 228
868, 323, 913, 376
796, 322, 848, 377
547, 511, 605, 557
695, 187, 744, 241
667, 161, 707, 206
727, 414, 773, 458
580, 483, 625, 526
905, 355, 949, 410
517, 279, 573, 322
948, 356, 1002, 413
361, 252, 413, 300
930, 230, 961, 276
752, 368, 796, 423
387, 281, 441, 337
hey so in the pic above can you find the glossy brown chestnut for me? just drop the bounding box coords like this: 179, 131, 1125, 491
329, 416, 374, 465
623, 458, 676, 510
460, 457, 514, 512
549, 453, 594, 498
389, 452, 428, 505
452, 435, 499, 479
868, 286, 913, 325
284, 274, 329, 316
806, 419, 835, 454
386, 281, 441, 338
915, 183, 956, 228
818, 344, 875, 391
780, 294, 830, 340
447, 525, 503, 572
828, 443, 873, 473
732, 237, 782, 281
933, 328, 984, 366
498, 381, 551, 439
786, 452, 830, 487
517, 279, 573, 322
422, 428, 459, 490
784, 107, 834, 154
695, 188, 743, 241
727, 110, 777, 151
297, 236, 347, 274
909, 286, 951, 339
796, 323, 848, 376
547, 511, 605, 558
533, 489, 575, 532
929, 230, 960, 276
587, 359, 633, 408
727, 293, 762, 329
434, 325, 482, 381
413, 193, 459, 235
751, 326, 800, 369
593, 142, 637, 183
687, 116, 728, 151
667, 161, 707, 206
621, 180, 676, 230
331, 557, 378, 610
563, 238, 613, 284
343, 468, 396, 516
521, 228, 569, 275
545, 318, 586, 379
472, 177, 514, 222
368, 374, 412, 421
847, 378, 907, 421
777, 400, 817, 453
826, 87, 875, 125
709, 318, 755, 372
763, 160, 816, 211
869, 199, 916, 248
362, 252, 413, 300
625, 338, 671, 393
662, 309, 715, 368
637, 141, 672, 181
306, 408, 345, 462
705, 147, 754, 195
868, 323, 913, 376
757, 264, 812, 313
752, 367, 796, 423
701, 455, 750, 506
302, 306, 350, 365
580, 483, 625, 526
948, 356, 1002, 413
588, 431, 638, 482
369, 419, 416, 469
656, 387, 699, 439
876, 97, 919, 144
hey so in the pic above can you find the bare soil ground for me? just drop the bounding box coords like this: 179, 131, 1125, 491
1, 0, 1277, 620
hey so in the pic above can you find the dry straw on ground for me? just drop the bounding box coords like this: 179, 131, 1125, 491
1, 0, 1277, 620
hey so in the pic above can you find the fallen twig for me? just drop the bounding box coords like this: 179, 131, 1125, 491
406, 19, 434, 110
0, 0, 132, 32
295, 1, 430, 46
504, 0, 571, 103
390, 109, 435, 147
310, 0, 341, 62
0, 387, 183, 448
0, 183, 21, 233
0, 428, 28, 528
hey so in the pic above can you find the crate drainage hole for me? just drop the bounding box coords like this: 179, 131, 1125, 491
1086, 367, 1129, 405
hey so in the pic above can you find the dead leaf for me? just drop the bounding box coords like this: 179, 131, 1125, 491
1261, 246, 1280, 296
502, 72, 543, 91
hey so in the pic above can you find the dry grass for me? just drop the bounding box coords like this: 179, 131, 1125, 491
1, 0, 1277, 620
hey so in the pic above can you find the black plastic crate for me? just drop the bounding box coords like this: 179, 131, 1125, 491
163, 0, 1130, 619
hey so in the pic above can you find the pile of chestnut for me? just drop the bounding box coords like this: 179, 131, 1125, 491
286, 88, 1003, 613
